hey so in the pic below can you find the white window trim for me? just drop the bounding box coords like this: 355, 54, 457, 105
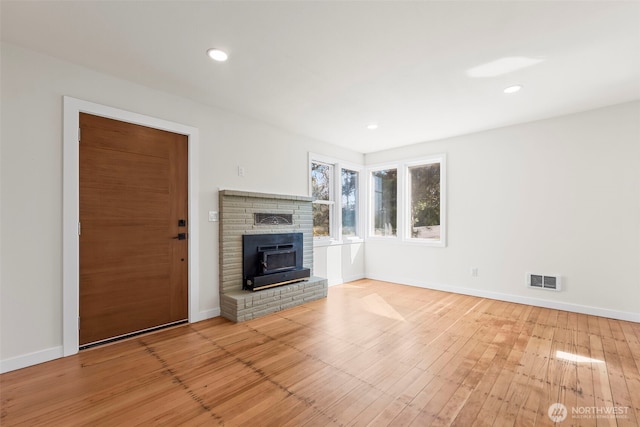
403, 154, 447, 247
309, 153, 364, 246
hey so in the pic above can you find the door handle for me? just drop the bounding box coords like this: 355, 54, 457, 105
173, 233, 187, 240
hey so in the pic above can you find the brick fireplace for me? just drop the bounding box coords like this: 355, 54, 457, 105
218, 190, 328, 322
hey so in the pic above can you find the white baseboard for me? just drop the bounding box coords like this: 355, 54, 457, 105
367, 274, 640, 323
2, 309, 223, 373
1, 346, 63, 374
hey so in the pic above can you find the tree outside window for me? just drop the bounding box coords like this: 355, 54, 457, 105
311, 162, 333, 237
341, 169, 358, 237
367, 155, 445, 245
409, 162, 440, 240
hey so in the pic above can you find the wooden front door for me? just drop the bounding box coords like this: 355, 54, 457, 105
79, 113, 188, 346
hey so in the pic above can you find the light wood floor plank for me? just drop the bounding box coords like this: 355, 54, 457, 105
1, 279, 638, 426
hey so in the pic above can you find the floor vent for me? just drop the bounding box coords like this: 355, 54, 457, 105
527, 273, 561, 291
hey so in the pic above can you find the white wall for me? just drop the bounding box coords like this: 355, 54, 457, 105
365, 101, 640, 321
0, 43, 364, 368
314, 242, 365, 286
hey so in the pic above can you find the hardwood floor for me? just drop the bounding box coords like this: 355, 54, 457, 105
2, 279, 639, 426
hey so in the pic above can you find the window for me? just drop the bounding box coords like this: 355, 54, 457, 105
408, 160, 441, 241
367, 154, 446, 246
311, 161, 333, 238
371, 168, 397, 237
341, 168, 358, 237
310, 154, 363, 242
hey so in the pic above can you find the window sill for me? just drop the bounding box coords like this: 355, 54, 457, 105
402, 237, 446, 247
313, 237, 364, 247
365, 235, 399, 242
365, 236, 447, 247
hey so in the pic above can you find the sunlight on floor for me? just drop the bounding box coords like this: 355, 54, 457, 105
556, 350, 604, 364
340, 284, 365, 289
361, 293, 406, 321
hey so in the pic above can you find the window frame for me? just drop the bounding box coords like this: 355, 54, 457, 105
366, 154, 446, 247
403, 154, 447, 247
310, 159, 335, 240
339, 166, 360, 240
309, 153, 364, 246
366, 163, 400, 240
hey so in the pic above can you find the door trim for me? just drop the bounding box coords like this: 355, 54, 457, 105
63, 96, 200, 357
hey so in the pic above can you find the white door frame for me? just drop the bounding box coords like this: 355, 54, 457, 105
62, 96, 200, 356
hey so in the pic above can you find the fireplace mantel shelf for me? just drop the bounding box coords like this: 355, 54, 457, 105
219, 189, 313, 202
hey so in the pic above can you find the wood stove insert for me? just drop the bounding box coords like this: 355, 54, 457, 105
242, 233, 311, 291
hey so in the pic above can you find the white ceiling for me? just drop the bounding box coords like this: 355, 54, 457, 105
2, 1, 639, 153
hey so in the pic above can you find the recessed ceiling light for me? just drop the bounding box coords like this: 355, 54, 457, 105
503, 85, 523, 94
207, 48, 228, 62
367, 123, 378, 130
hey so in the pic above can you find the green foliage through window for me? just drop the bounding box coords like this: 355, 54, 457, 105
311, 162, 332, 237
409, 163, 440, 239
311, 159, 361, 239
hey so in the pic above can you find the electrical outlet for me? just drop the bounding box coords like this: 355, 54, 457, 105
471, 268, 478, 277
238, 166, 245, 177
208, 211, 219, 222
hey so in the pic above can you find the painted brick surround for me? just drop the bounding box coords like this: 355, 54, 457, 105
218, 190, 327, 322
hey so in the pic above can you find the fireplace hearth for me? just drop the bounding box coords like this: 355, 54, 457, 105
242, 233, 311, 291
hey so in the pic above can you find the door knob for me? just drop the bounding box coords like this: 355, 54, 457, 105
173, 233, 187, 240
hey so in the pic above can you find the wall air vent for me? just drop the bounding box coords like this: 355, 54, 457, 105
526, 273, 561, 291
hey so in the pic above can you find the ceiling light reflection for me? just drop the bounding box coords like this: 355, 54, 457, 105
504, 85, 523, 94
467, 56, 544, 78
